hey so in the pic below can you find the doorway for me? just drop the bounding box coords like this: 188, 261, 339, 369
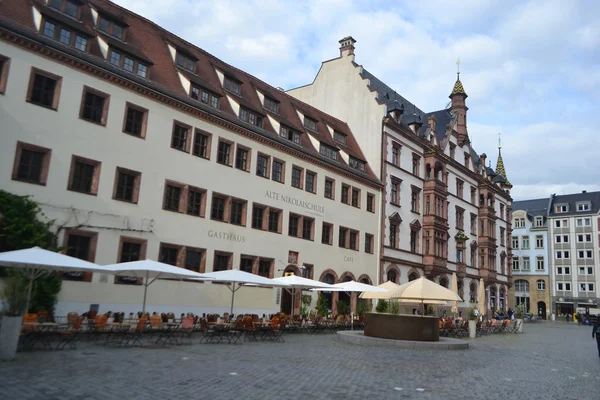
537, 301, 546, 319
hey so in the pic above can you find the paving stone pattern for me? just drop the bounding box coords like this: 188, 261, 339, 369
1, 322, 598, 399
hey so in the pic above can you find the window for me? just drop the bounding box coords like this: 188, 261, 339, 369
97, 15, 125, 39
555, 251, 570, 259
339, 227, 348, 248
258, 259, 273, 278
123, 103, 148, 138
555, 205, 568, 213
268, 209, 281, 233
27, 68, 62, 109
0, 55, 9, 94
113, 167, 140, 203
521, 236, 529, 249
577, 233, 592, 243
351, 188, 360, 208
288, 214, 299, 237
349, 157, 366, 172
322, 222, 333, 245
537, 280, 546, 290
557, 266, 571, 275
456, 208, 465, 231
367, 193, 375, 213
577, 202, 590, 212
325, 178, 334, 199
576, 217, 592, 227
50, 0, 79, 18
456, 179, 464, 199
193, 130, 211, 159
280, 126, 301, 145
80, 87, 109, 125
579, 266, 594, 275
224, 76, 241, 95
514, 218, 525, 228
187, 187, 205, 217
349, 230, 358, 250
264, 96, 279, 113
305, 171, 316, 193
213, 252, 232, 272
555, 219, 569, 228
500, 204, 505, 219
211, 195, 226, 221
534, 217, 544, 227
389, 223, 398, 248
59, 28, 71, 45
291, 167, 303, 189
319, 143, 338, 161
333, 131, 346, 146
159, 244, 179, 266
410, 230, 418, 253
43, 21, 56, 37
240, 257, 254, 273
114, 237, 147, 285
252, 205, 264, 229
522, 257, 530, 271
580, 283, 595, 292
163, 184, 181, 212
512, 259, 520, 271
578, 250, 593, 259
555, 234, 569, 243
536, 256, 544, 270
183, 248, 205, 273
230, 200, 244, 225
217, 140, 232, 166
412, 155, 420, 176
470, 187, 476, 204
272, 160, 284, 183
171, 122, 190, 152
449, 143, 456, 159
341, 184, 350, 204
176, 52, 195, 72
535, 235, 544, 248
12, 142, 51, 185
391, 143, 400, 166
191, 85, 219, 109
107, 49, 148, 77
256, 154, 269, 178
109, 49, 121, 66
304, 116, 317, 131
239, 107, 263, 128
302, 218, 314, 240
235, 146, 249, 171
556, 282, 571, 291
365, 233, 374, 253
62, 230, 97, 282
470, 214, 477, 234
68, 156, 100, 195
390, 181, 399, 205
410, 187, 420, 213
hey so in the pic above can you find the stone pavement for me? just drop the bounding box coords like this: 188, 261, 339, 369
1, 321, 599, 399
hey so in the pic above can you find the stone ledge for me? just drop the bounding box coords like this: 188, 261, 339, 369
337, 330, 470, 350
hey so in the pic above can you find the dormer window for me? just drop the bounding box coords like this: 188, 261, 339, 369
304, 116, 317, 131
98, 15, 126, 40
191, 85, 219, 108
108, 48, 149, 78
555, 205, 568, 213
224, 77, 241, 95
576, 202, 590, 212
280, 126, 300, 145
535, 217, 544, 227
41, 19, 89, 52
264, 96, 279, 113
49, 0, 79, 19
349, 156, 366, 173
319, 143, 338, 161
333, 131, 346, 146
239, 107, 262, 128
176, 52, 195, 72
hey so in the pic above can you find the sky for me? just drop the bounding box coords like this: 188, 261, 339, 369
114, 0, 600, 201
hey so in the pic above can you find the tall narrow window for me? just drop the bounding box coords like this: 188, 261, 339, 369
351, 188, 360, 208
187, 188, 203, 217
325, 179, 334, 199
113, 168, 140, 204
288, 215, 299, 237
367, 193, 375, 213
171, 124, 189, 152
230, 200, 244, 225
341, 185, 350, 204
69, 158, 98, 194
193, 131, 211, 159
74, 35, 88, 51
322, 223, 332, 245
123, 104, 147, 138
211, 196, 225, 221
80, 87, 109, 125
305, 172, 316, 193
302, 218, 313, 240
256, 154, 269, 178
272, 160, 284, 182
217, 141, 232, 165
163, 184, 181, 212
28, 70, 61, 109
252, 206, 264, 229
235, 147, 249, 171
268, 210, 280, 233
292, 167, 303, 189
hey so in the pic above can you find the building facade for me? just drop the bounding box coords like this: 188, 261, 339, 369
547, 192, 600, 317
509, 199, 551, 318
0, 0, 382, 316
289, 37, 513, 314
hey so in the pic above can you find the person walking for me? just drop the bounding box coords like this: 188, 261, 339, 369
593, 318, 600, 358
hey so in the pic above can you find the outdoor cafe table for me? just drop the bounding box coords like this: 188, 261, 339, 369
21, 322, 65, 350
104, 322, 135, 346
155, 322, 180, 345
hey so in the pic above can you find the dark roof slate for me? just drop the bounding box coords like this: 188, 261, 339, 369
548, 191, 600, 217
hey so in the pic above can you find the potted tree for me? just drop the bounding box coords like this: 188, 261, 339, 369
515, 303, 525, 333
0, 273, 26, 361
468, 303, 477, 339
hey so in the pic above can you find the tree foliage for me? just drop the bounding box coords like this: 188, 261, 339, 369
316, 293, 329, 317
376, 299, 388, 313
0, 190, 62, 316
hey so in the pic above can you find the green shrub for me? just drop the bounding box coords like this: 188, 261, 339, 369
376, 299, 388, 313
389, 300, 400, 315
336, 300, 349, 316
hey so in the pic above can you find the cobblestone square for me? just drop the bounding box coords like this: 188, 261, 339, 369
1, 322, 598, 400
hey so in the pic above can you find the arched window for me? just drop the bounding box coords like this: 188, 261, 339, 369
439, 278, 448, 288
536, 280, 546, 290
387, 270, 397, 283
408, 272, 418, 282
469, 282, 476, 302
514, 279, 529, 292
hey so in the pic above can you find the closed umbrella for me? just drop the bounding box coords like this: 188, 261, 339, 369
477, 278, 486, 317
271, 275, 334, 315
451, 273, 459, 315
104, 259, 215, 313
196, 269, 289, 315
0, 247, 114, 313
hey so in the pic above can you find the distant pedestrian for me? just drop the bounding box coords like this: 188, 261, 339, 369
592, 318, 600, 358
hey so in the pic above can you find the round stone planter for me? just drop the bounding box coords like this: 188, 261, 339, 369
0, 315, 23, 361
517, 318, 524, 333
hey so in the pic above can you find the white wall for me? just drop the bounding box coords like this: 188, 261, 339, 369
0, 42, 380, 316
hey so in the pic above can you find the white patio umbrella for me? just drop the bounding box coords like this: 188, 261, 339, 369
196, 269, 289, 315
104, 259, 215, 313
389, 277, 462, 316
271, 275, 334, 315
358, 281, 400, 299
477, 278, 486, 317
451, 273, 459, 315
0, 247, 114, 313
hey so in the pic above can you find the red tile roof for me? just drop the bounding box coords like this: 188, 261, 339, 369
0, 0, 379, 183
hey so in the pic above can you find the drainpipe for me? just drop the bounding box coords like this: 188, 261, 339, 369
377, 117, 387, 287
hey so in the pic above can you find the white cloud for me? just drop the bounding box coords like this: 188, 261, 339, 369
113, 0, 600, 199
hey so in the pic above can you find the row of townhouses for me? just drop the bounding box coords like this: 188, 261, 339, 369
0, 0, 513, 316
511, 191, 600, 318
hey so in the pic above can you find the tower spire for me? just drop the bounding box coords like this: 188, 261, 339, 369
495, 132, 511, 186
450, 58, 467, 98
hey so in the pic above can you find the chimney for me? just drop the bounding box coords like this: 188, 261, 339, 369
428, 115, 437, 133
582, 190, 587, 194
480, 153, 487, 174
339, 36, 356, 59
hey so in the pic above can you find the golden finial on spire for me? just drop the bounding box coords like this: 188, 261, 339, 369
498, 132, 502, 150
456, 58, 460, 77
